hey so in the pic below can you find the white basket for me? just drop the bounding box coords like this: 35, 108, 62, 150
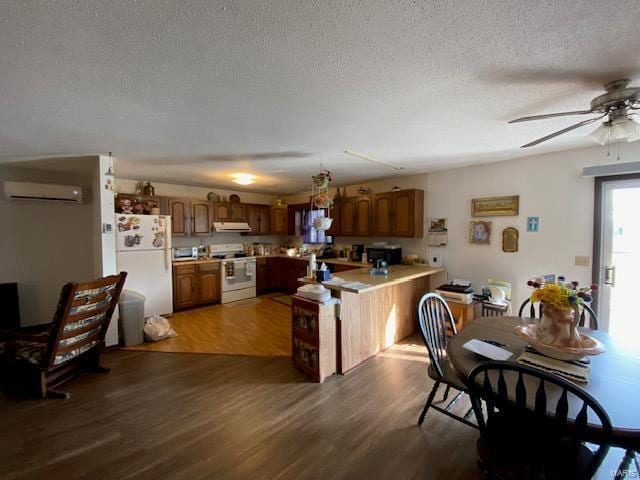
313, 217, 333, 231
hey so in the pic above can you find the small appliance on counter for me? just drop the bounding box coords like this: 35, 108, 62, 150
370, 259, 389, 276
350, 244, 365, 262
173, 246, 198, 261
366, 245, 402, 265
436, 279, 474, 304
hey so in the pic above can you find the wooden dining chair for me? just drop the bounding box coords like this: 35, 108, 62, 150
518, 299, 599, 330
416, 293, 476, 428
0, 273, 127, 399
467, 361, 612, 479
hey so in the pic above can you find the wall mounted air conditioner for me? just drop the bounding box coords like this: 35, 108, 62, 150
3, 181, 83, 204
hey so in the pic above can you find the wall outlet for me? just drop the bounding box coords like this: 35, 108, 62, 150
575, 256, 590, 267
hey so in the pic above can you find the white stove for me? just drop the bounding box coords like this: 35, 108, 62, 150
210, 244, 257, 304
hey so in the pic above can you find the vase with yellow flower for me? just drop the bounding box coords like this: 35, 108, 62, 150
515, 278, 605, 360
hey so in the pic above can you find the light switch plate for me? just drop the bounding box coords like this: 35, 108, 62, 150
575, 256, 590, 267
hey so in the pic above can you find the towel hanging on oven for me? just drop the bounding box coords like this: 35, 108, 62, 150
245, 261, 253, 277
225, 262, 235, 279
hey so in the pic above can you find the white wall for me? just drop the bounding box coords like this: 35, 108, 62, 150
93, 155, 120, 345
116, 178, 284, 247
427, 144, 636, 308
0, 166, 95, 326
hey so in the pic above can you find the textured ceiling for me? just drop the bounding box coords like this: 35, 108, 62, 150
1, 0, 639, 193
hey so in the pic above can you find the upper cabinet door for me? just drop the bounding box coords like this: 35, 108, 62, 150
169, 198, 190, 236
191, 200, 212, 235
247, 205, 261, 233
213, 202, 247, 222
230, 203, 247, 221
372, 193, 392, 236
246, 205, 269, 235
213, 203, 232, 221
392, 189, 424, 237
270, 206, 288, 235
258, 205, 270, 234
326, 200, 340, 236
354, 197, 372, 235
340, 198, 356, 235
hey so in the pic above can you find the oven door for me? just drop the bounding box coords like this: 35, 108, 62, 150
222, 259, 256, 291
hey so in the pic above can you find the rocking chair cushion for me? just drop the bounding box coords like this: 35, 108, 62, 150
0, 338, 48, 367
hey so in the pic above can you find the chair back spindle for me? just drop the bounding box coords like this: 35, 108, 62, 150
417, 293, 457, 378
467, 361, 612, 479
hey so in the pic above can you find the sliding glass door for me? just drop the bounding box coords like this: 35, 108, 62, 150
594, 175, 640, 343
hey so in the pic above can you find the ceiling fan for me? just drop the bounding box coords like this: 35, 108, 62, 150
509, 79, 640, 148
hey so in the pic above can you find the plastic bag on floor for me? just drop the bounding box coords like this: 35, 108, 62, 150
143, 314, 177, 342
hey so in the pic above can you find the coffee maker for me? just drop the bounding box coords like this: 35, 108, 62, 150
350, 244, 365, 262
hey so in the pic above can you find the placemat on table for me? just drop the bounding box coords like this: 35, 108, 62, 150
516, 346, 591, 383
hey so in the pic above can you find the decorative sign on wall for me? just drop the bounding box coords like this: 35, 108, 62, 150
471, 195, 519, 217
469, 220, 492, 244
527, 216, 540, 232
502, 227, 519, 253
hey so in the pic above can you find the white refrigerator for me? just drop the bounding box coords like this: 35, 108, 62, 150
115, 214, 173, 317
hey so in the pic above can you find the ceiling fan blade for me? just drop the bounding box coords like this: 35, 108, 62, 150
520, 114, 607, 148
509, 110, 594, 123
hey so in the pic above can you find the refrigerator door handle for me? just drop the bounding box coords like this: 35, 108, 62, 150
165, 248, 170, 272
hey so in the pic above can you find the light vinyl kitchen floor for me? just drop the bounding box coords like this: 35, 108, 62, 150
122, 293, 291, 356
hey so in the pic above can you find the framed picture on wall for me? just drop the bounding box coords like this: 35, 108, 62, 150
470, 221, 492, 244
471, 195, 519, 217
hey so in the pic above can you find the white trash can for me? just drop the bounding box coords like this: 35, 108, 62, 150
118, 290, 146, 346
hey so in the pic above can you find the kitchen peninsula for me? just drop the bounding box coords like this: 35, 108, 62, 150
299, 263, 447, 374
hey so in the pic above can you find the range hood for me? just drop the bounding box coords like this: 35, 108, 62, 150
212, 222, 252, 233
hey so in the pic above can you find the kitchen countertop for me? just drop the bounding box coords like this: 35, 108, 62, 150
298, 264, 446, 294
172, 258, 221, 266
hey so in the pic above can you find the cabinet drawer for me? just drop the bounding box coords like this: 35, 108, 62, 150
198, 262, 220, 273
174, 265, 197, 275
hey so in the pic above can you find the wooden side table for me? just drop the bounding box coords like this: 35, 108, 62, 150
291, 295, 337, 382
445, 300, 475, 331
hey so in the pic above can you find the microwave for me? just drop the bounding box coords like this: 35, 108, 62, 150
173, 247, 198, 261
366, 246, 402, 265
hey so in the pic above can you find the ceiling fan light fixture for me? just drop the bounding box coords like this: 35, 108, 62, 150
589, 118, 640, 145
231, 173, 256, 185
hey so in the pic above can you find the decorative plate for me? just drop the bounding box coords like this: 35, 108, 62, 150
514, 324, 606, 361
229, 194, 241, 203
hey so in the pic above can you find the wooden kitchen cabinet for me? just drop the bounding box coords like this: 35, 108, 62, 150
256, 257, 269, 294
246, 204, 270, 235
169, 198, 190, 236
191, 200, 213, 236
339, 198, 356, 235
391, 189, 424, 237
270, 206, 288, 235
173, 264, 198, 308
173, 262, 221, 310
372, 193, 393, 236
326, 201, 340, 236
354, 196, 371, 235
339, 196, 371, 236
197, 262, 220, 303
213, 202, 247, 222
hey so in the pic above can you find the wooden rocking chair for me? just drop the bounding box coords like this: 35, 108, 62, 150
0, 272, 127, 399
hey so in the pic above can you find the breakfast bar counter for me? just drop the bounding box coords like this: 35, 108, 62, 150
300, 265, 447, 374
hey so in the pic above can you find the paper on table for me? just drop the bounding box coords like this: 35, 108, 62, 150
463, 339, 513, 361
341, 281, 371, 291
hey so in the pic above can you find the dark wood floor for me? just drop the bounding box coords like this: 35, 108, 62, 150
0, 338, 481, 479
0, 339, 632, 479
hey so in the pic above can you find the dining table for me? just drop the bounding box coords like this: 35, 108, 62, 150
447, 316, 640, 451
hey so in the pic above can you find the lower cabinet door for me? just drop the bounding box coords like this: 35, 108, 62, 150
198, 272, 220, 303
174, 273, 197, 308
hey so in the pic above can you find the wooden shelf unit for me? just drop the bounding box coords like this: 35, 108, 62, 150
291, 295, 336, 382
